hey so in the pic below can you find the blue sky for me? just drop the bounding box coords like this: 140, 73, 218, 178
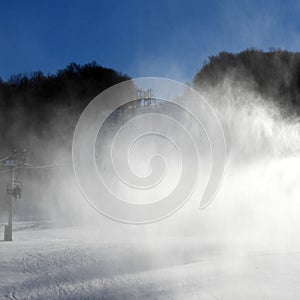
0, 0, 300, 82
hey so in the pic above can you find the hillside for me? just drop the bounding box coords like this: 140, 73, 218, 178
0, 62, 130, 217
0, 62, 130, 156
193, 49, 300, 117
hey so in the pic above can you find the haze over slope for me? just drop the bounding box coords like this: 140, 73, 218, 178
194, 49, 300, 116
0, 49, 299, 226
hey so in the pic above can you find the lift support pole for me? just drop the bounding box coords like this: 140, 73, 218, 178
4, 161, 15, 241
2, 149, 25, 241
4, 164, 15, 241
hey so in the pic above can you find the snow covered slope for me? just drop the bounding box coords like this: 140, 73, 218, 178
1, 221, 300, 300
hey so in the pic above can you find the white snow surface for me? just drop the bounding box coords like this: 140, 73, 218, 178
1, 220, 300, 300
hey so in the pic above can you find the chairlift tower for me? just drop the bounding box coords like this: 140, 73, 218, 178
137, 89, 154, 107
2, 149, 25, 241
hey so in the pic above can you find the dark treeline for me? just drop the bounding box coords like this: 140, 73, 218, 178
0, 61, 130, 158
0, 62, 131, 217
194, 49, 300, 116
1, 49, 300, 157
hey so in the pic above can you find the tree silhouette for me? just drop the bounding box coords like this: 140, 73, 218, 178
194, 49, 300, 116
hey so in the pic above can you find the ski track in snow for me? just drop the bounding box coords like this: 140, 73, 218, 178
1, 222, 300, 299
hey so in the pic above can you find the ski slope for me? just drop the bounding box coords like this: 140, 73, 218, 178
1, 221, 300, 300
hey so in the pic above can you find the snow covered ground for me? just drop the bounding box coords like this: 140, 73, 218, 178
1, 220, 300, 300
